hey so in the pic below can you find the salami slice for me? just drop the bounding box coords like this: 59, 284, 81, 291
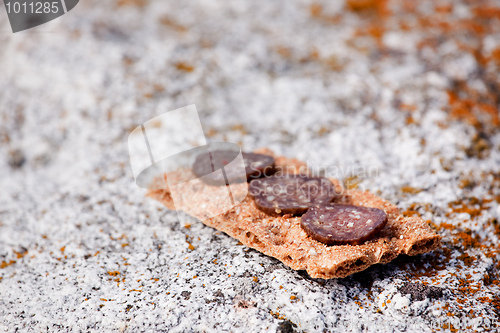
193, 150, 275, 185
243, 152, 275, 180
300, 204, 387, 245
249, 175, 338, 215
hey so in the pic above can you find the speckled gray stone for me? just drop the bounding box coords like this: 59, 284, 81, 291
1, 0, 500, 332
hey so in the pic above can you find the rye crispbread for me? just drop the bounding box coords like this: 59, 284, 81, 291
148, 149, 441, 279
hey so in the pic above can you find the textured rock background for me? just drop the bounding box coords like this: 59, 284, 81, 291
1, 0, 500, 332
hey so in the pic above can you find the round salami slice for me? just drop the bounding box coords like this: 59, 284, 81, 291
243, 152, 275, 180
300, 204, 387, 245
193, 150, 275, 185
249, 175, 338, 215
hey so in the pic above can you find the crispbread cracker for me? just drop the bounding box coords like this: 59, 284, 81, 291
148, 150, 441, 279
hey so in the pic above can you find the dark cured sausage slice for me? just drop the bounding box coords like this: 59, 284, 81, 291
243, 152, 276, 180
300, 204, 387, 245
249, 175, 338, 215
192, 150, 275, 185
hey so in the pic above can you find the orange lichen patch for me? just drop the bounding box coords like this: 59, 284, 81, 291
116, 0, 147, 7
324, 55, 346, 71
447, 90, 500, 134
110, 234, 127, 241
367, 24, 384, 42
492, 295, 500, 314
344, 0, 390, 45
122, 55, 135, 67
477, 104, 500, 127
400, 103, 418, 112
397, 103, 418, 125
400, 186, 422, 195
439, 220, 486, 251
142, 84, 165, 99
275, 46, 292, 59
308, 3, 342, 24
458, 175, 479, 191
438, 12, 500, 134
401, 203, 433, 218
435, 4, 453, 14
230, 124, 248, 135
309, 3, 322, 18
319, 53, 347, 70
405, 115, 416, 125
353, 23, 385, 46
405, 176, 500, 313
457, 279, 482, 296
417, 16, 453, 32
401, 249, 500, 316
175, 62, 195, 72
316, 126, 330, 137
0, 260, 15, 269
453, 230, 484, 250
113, 277, 125, 287
269, 310, 286, 320
473, 7, 500, 20
490, 47, 500, 66
187, 242, 195, 251
13, 249, 27, 259
457, 253, 476, 267
446, 197, 492, 220
273, 43, 347, 71
159, 16, 187, 32
346, 0, 388, 15
108, 271, 121, 276
205, 128, 219, 138
398, 248, 453, 279
343, 0, 500, 135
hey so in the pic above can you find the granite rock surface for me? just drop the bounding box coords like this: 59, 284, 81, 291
1, 0, 500, 332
